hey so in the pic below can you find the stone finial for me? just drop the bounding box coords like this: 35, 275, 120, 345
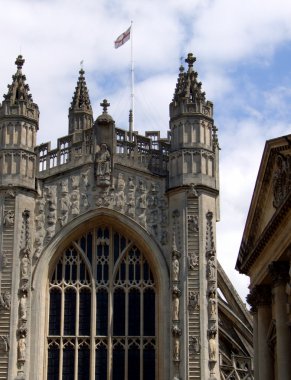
100, 99, 110, 113
70, 68, 92, 112
185, 53, 196, 70
15, 55, 25, 70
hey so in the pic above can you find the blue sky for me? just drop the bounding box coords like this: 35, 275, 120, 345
1, 0, 291, 301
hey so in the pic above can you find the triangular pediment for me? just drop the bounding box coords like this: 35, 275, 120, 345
236, 134, 291, 274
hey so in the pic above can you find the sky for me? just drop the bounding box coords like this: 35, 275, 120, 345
1, 0, 291, 302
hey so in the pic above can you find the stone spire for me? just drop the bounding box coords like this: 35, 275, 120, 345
68, 68, 93, 134
3, 55, 34, 105
173, 53, 206, 105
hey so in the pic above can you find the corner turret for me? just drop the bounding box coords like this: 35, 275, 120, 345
169, 53, 219, 192
0, 56, 39, 189
68, 68, 93, 135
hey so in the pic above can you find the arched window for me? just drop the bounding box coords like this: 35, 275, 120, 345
47, 226, 156, 380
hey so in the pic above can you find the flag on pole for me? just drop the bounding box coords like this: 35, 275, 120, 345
114, 26, 131, 49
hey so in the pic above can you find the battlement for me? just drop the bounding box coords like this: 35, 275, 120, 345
35, 127, 170, 177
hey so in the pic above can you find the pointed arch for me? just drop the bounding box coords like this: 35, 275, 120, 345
30, 209, 169, 380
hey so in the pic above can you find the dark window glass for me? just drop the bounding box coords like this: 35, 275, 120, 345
143, 262, 150, 281
87, 232, 92, 264
113, 289, 125, 336
47, 345, 59, 380
144, 289, 155, 336
64, 289, 76, 335
78, 345, 90, 380
114, 233, 119, 263
80, 236, 86, 252
62, 345, 75, 380
49, 289, 61, 335
96, 290, 108, 336
79, 289, 91, 336
56, 261, 63, 282
128, 344, 140, 380
128, 289, 140, 336
112, 344, 124, 380
143, 346, 155, 380
95, 345, 107, 380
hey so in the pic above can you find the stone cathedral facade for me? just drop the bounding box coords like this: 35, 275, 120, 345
0, 54, 253, 380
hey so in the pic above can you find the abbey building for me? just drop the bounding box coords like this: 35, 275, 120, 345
0, 54, 253, 379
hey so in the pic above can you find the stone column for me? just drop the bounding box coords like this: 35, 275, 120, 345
269, 261, 291, 380
248, 285, 273, 380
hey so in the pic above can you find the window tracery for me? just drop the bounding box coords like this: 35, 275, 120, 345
47, 226, 156, 379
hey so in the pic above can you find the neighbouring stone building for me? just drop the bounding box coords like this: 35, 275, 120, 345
236, 135, 291, 380
0, 54, 253, 379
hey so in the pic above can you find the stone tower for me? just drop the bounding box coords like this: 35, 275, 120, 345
0, 56, 39, 379
168, 53, 220, 380
0, 54, 253, 380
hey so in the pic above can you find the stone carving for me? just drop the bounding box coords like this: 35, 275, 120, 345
34, 199, 46, 258
273, 154, 291, 208
0, 251, 8, 271
59, 180, 70, 226
0, 335, 9, 352
206, 211, 215, 257
172, 294, 180, 321
46, 186, 57, 238
20, 253, 30, 280
209, 297, 216, 319
0, 291, 11, 310
81, 193, 90, 209
71, 190, 80, 218
188, 215, 199, 232
4, 210, 14, 227
81, 169, 90, 188
173, 337, 180, 362
137, 180, 147, 227
189, 252, 199, 270
115, 173, 126, 211
161, 230, 168, 245
207, 256, 216, 280
189, 291, 200, 312
189, 336, 200, 354
17, 334, 26, 362
172, 254, 180, 282
188, 183, 199, 197
71, 175, 80, 189
19, 293, 27, 320
126, 177, 136, 218
95, 143, 111, 186
208, 326, 217, 361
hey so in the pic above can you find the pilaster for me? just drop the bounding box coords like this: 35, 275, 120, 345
269, 261, 291, 379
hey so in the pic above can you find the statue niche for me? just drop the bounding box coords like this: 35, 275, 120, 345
95, 143, 111, 186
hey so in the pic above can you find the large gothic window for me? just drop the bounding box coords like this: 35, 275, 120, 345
47, 226, 156, 380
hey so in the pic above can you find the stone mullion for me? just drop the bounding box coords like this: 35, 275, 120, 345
187, 194, 200, 380
0, 195, 15, 380
90, 231, 96, 380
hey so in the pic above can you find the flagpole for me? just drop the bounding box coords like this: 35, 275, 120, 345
130, 20, 134, 140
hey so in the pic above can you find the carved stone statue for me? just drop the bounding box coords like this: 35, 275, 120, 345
4, 210, 14, 227
189, 252, 199, 270
19, 294, 27, 320
0, 291, 11, 310
209, 336, 216, 361
71, 190, 80, 217
189, 336, 200, 354
172, 255, 180, 282
18, 336, 26, 361
188, 215, 199, 232
20, 254, 30, 279
173, 337, 180, 361
96, 144, 111, 186
0, 251, 8, 272
207, 256, 216, 280
209, 297, 216, 318
172, 295, 180, 321
189, 291, 200, 312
